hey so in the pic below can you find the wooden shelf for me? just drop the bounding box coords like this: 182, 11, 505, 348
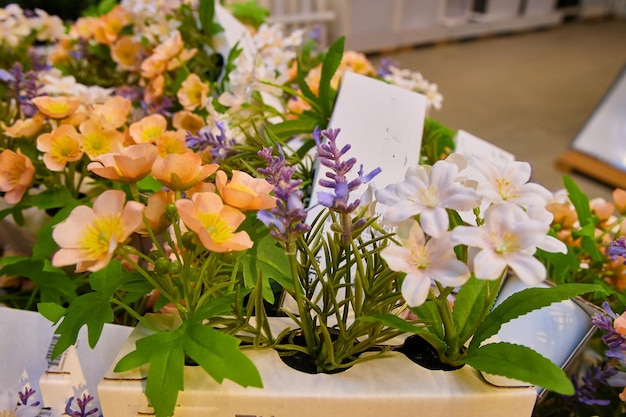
556, 149, 626, 190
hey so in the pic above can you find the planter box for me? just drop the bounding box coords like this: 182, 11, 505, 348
98, 318, 537, 417
472, 0, 522, 22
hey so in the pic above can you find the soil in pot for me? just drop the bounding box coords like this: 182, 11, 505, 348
394, 335, 464, 371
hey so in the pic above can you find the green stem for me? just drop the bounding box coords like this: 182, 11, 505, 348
109, 298, 161, 333
287, 241, 318, 358
433, 286, 460, 363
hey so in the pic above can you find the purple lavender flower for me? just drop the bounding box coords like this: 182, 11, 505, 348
592, 302, 626, 362
18, 387, 40, 407
186, 121, 237, 162
377, 57, 398, 77
570, 364, 617, 406
1, 63, 43, 118
306, 24, 324, 45
257, 146, 310, 245
313, 127, 381, 215
64, 393, 100, 417
608, 236, 626, 264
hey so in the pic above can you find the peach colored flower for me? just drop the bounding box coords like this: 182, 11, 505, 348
90, 96, 132, 130
615, 311, 626, 335
88, 143, 157, 183
32, 96, 81, 119
142, 189, 174, 234
590, 198, 615, 230
52, 190, 145, 272
614, 189, 626, 215
111, 36, 145, 71
129, 114, 167, 144
92, 5, 130, 45
152, 30, 185, 60
0, 149, 35, 204
140, 54, 169, 79
70, 16, 98, 39
151, 152, 218, 191
36, 124, 83, 171
177, 73, 209, 111
2, 113, 45, 138
175, 192, 253, 253
156, 129, 188, 157
339, 51, 376, 77
216, 170, 276, 211
186, 181, 216, 198
172, 110, 205, 135
607, 257, 626, 292
144, 74, 166, 104
61, 105, 88, 127
79, 119, 124, 160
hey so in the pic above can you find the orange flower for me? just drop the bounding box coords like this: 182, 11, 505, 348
0, 149, 35, 204
546, 201, 577, 229
36, 124, 83, 171
156, 129, 188, 157
2, 113, 45, 138
32, 96, 81, 119
140, 54, 169, 79
129, 114, 167, 144
142, 190, 174, 234
90, 96, 132, 130
177, 73, 209, 111
88, 143, 157, 183
614, 189, 626, 215
172, 110, 205, 135
590, 198, 614, 230
339, 51, 377, 77
175, 192, 253, 252
152, 30, 185, 60
79, 119, 124, 160
70, 17, 98, 39
216, 170, 276, 211
52, 189, 145, 272
111, 36, 145, 71
92, 5, 130, 45
151, 152, 218, 191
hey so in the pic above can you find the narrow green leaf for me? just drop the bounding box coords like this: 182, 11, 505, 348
198, 0, 215, 37
461, 342, 574, 395
563, 176, 592, 226
452, 277, 490, 342
191, 293, 238, 322
184, 323, 262, 388
363, 313, 446, 352
409, 300, 445, 341
469, 283, 603, 351
318, 37, 345, 117
266, 117, 320, 141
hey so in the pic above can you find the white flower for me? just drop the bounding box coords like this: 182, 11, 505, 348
472, 158, 552, 207
382, 220, 470, 306
0, 390, 40, 417
450, 203, 567, 285
376, 156, 481, 238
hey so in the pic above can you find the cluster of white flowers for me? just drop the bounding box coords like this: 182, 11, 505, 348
39, 69, 115, 105
0, 4, 64, 47
377, 154, 566, 306
120, 0, 183, 44
382, 65, 443, 111
253, 23, 303, 77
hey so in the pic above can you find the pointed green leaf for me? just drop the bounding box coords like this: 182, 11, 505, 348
563, 176, 592, 226
452, 277, 494, 343
38, 302, 67, 323
191, 293, 238, 322
241, 233, 292, 303
184, 323, 262, 388
461, 342, 574, 395
198, 0, 215, 37
469, 283, 603, 352
0, 258, 77, 304
318, 37, 344, 117
144, 335, 185, 417
409, 300, 445, 340
362, 313, 446, 352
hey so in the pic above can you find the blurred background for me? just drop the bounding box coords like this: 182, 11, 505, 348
3, 0, 626, 200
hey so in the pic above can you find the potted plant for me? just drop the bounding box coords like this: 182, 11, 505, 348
0, 2, 608, 417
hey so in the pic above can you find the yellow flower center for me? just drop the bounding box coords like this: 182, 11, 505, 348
141, 126, 162, 143
410, 246, 430, 269
492, 231, 519, 254
199, 212, 232, 244
44, 102, 71, 115
418, 185, 439, 208
79, 214, 124, 258
83, 132, 110, 157
51, 135, 80, 161
229, 182, 255, 195
496, 177, 517, 201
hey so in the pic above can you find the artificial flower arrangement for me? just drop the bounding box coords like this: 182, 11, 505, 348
0, 2, 616, 417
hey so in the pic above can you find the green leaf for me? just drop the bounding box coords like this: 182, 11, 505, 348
137, 175, 165, 193
20, 187, 78, 210
184, 322, 262, 387
241, 233, 292, 303
469, 283, 603, 352
198, 0, 215, 36
563, 176, 592, 226
191, 293, 238, 323
363, 313, 446, 352
0, 258, 77, 304
318, 37, 344, 117
461, 342, 574, 395
409, 300, 445, 341
452, 277, 499, 343
266, 117, 320, 141
38, 302, 67, 323
144, 334, 185, 417
227, 0, 270, 28
89, 259, 136, 296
